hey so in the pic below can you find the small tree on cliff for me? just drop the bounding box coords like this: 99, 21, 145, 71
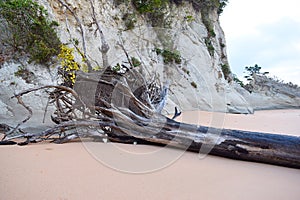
244, 64, 269, 81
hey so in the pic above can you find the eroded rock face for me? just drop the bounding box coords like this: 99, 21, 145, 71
43, 0, 252, 114
7, 0, 299, 122
240, 74, 300, 110
0, 60, 60, 128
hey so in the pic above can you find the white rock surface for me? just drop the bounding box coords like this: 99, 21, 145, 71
240, 75, 300, 110
0, 60, 60, 128
45, 0, 252, 114
1, 0, 299, 131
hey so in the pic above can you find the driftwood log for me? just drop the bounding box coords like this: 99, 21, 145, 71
1, 67, 300, 169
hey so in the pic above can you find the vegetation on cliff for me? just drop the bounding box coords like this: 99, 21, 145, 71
0, 0, 61, 64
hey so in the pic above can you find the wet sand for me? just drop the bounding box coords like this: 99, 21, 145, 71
0, 109, 300, 200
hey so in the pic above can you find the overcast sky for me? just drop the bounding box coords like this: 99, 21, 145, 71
220, 0, 300, 85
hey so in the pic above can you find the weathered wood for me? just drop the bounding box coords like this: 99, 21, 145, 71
103, 116, 300, 169
1, 68, 300, 170
91, 68, 300, 169
203, 127, 300, 169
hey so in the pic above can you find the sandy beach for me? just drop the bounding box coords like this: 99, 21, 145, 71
1, 109, 300, 200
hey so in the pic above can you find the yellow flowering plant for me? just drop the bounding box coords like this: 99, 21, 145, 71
58, 45, 80, 87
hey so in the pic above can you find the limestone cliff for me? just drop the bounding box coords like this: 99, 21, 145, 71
46, 0, 252, 113
0, 0, 253, 123
237, 74, 300, 110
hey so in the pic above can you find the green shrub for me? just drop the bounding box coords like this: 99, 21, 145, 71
205, 38, 214, 56
131, 57, 141, 67
14, 65, 35, 83
221, 63, 231, 80
0, 0, 61, 64
122, 13, 137, 30
155, 48, 181, 64
244, 64, 269, 81
244, 64, 269, 76
112, 63, 122, 72
202, 18, 216, 37
191, 81, 197, 88
185, 15, 194, 22
116, 0, 228, 28
132, 0, 168, 27
191, 0, 228, 14
182, 68, 190, 75
217, 0, 228, 15
113, 0, 130, 6
132, 0, 168, 14
233, 74, 244, 87
14, 65, 26, 77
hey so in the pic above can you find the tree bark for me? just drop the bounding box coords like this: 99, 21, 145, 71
103, 115, 300, 169
91, 68, 300, 169
1, 68, 300, 169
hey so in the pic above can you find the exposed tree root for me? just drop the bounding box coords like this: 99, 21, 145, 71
1, 68, 300, 169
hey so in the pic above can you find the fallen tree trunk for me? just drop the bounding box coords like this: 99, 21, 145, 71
190, 126, 300, 169
1, 68, 300, 169
101, 116, 300, 169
